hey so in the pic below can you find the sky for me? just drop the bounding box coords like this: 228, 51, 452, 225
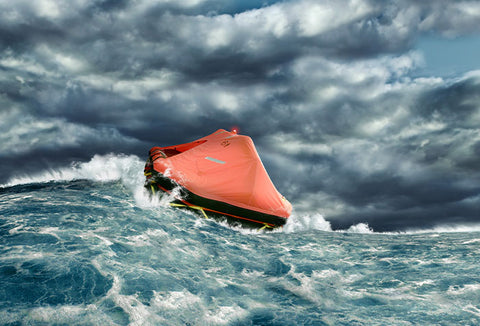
1, 0, 479, 231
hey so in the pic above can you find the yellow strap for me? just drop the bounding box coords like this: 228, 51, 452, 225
150, 184, 156, 195
190, 205, 209, 219
170, 203, 208, 219
170, 203, 187, 208
259, 223, 273, 230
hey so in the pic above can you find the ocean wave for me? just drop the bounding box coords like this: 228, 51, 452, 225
1, 153, 160, 208
2, 154, 144, 188
3, 154, 480, 235
404, 224, 480, 234
282, 212, 480, 235
282, 212, 374, 234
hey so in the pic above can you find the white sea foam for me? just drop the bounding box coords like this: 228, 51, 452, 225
2, 153, 144, 188
283, 212, 375, 234
151, 290, 202, 311
1, 153, 179, 210
405, 224, 480, 234
283, 211, 480, 235
282, 212, 333, 233
462, 238, 480, 244
151, 290, 247, 325
103, 274, 165, 326
204, 305, 247, 325
24, 305, 113, 325
344, 222, 374, 234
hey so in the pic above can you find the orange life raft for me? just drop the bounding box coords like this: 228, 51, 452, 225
144, 129, 292, 229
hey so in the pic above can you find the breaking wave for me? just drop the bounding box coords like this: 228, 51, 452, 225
2, 154, 145, 189
284, 212, 480, 235
1, 153, 158, 208
284, 212, 377, 234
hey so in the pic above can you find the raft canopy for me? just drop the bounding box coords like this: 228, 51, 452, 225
147, 129, 292, 221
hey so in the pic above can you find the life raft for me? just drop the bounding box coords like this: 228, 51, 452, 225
144, 129, 292, 229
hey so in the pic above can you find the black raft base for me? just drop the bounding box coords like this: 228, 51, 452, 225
145, 173, 287, 230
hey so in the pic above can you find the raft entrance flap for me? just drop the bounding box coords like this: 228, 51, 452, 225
155, 140, 207, 158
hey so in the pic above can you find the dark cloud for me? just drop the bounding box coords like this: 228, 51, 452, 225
1, 0, 479, 230
263, 75, 480, 230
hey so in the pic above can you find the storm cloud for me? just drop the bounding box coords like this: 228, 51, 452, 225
1, 0, 479, 231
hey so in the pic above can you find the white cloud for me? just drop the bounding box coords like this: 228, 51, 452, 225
112, 72, 178, 101
292, 0, 373, 37
212, 91, 239, 112
0, 108, 137, 156
396, 118, 447, 140
35, 0, 61, 19
419, 2, 480, 36
265, 133, 334, 156
286, 51, 425, 108
35, 44, 89, 73
0, 51, 51, 76
0, 0, 92, 21
161, 0, 376, 58
234, 0, 374, 38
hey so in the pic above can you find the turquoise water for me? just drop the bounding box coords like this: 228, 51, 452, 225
1, 155, 479, 325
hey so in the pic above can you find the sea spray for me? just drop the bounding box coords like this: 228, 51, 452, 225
2, 154, 145, 188
283, 212, 333, 233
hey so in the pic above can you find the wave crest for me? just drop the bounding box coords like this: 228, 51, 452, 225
283, 212, 374, 234
2, 154, 144, 188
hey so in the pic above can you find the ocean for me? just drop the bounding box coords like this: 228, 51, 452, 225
1, 154, 479, 325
